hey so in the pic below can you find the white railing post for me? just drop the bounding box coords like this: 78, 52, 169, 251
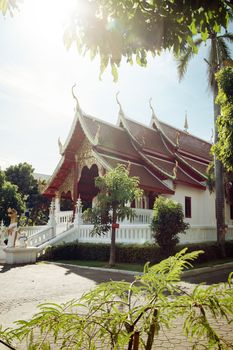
48, 200, 56, 236
0, 220, 6, 245
74, 196, 83, 227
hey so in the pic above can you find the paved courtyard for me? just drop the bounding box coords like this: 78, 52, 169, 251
0, 262, 233, 349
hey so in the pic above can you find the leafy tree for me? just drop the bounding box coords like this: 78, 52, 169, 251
5, 163, 38, 197
213, 67, 233, 172
64, 0, 232, 80
176, 29, 233, 255
83, 164, 142, 266
151, 196, 189, 256
1, 249, 233, 350
5, 163, 49, 225
0, 170, 25, 225
0, 0, 18, 16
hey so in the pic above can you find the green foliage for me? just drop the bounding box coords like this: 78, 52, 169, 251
84, 164, 142, 265
0, 0, 18, 16
64, 0, 232, 79
206, 161, 215, 193
151, 196, 189, 256
0, 169, 25, 224
177, 31, 233, 92
5, 163, 37, 196
213, 67, 233, 172
4, 163, 50, 225
2, 249, 233, 350
41, 241, 233, 266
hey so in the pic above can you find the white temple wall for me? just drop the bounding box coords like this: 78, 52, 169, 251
165, 184, 216, 226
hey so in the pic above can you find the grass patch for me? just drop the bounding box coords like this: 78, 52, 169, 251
54, 260, 144, 272
49, 257, 233, 273
192, 257, 233, 269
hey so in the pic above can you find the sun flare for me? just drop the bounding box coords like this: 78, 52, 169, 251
20, 0, 80, 43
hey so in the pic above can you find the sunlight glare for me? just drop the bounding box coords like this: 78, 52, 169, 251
20, 0, 80, 44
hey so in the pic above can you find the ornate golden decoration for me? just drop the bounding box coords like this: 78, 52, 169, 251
76, 138, 104, 179
59, 169, 75, 199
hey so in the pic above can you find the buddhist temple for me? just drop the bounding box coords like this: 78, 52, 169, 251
42, 91, 223, 227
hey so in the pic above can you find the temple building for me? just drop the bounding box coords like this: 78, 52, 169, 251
43, 93, 232, 227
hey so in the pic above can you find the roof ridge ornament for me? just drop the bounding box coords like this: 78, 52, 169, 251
149, 98, 160, 130
116, 91, 125, 117
184, 111, 189, 133
175, 131, 180, 148
72, 84, 81, 113
94, 124, 101, 145
58, 137, 63, 155
173, 160, 178, 179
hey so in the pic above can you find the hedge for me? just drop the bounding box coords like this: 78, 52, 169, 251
40, 240, 233, 265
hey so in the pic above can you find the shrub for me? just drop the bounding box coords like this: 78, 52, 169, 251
41, 241, 233, 266
151, 196, 189, 256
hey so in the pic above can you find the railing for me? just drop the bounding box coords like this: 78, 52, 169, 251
21, 225, 46, 238
130, 209, 153, 224
27, 226, 55, 247
55, 211, 73, 234
37, 224, 233, 248
56, 211, 73, 224
77, 224, 152, 244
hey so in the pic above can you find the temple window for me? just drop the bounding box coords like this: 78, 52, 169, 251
230, 204, 233, 220
185, 196, 191, 218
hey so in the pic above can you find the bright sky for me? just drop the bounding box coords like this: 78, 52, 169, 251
0, 0, 228, 175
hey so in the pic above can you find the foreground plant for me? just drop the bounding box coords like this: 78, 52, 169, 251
1, 249, 233, 349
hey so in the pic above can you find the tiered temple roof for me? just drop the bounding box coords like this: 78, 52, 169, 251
44, 97, 211, 197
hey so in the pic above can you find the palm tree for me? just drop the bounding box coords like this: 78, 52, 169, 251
177, 31, 233, 255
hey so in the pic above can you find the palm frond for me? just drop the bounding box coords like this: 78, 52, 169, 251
219, 32, 233, 43
218, 37, 232, 62
207, 39, 217, 91
176, 38, 203, 81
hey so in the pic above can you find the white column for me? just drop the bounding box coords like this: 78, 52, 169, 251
54, 191, 61, 213
48, 199, 56, 236
0, 220, 6, 245
74, 196, 83, 226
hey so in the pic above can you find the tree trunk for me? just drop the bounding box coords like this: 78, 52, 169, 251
213, 77, 226, 256
109, 208, 117, 266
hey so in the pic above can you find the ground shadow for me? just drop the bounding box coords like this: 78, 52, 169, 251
182, 267, 233, 285
0, 263, 29, 273
43, 261, 135, 284
44, 261, 233, 286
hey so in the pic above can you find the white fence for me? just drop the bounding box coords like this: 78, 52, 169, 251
27, 226, 55, 247
0, 215, 233, 253
36, 224, 233, 247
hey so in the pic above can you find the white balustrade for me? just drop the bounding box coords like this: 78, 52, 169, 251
27, 227, 55, 247
38, 223, 233, 248
56, 211, 73, 233
22, 225, 46, 238
130, 209, 153, 224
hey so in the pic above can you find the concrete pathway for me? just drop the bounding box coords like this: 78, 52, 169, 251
0, 261, 233, 349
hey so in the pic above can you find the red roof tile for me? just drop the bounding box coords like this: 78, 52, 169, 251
98, 154, 174, 194
146, 156, 205, 189
82, 114, 141, 161
160, 121, 212, 161
122, 117, 173, 159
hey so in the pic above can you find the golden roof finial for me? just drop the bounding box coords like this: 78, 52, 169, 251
176, 131, 180, 148
184, 111, 189, 133
58, 137, 63, 155
94, 124, 101, 145
116, 91, 124, 117
173, 160, 178, 179
149, 97, 160, 130
72, 84, 81, 113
